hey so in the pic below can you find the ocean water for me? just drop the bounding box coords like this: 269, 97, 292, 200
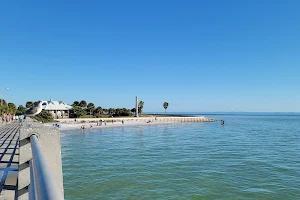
61, 113, 300, 199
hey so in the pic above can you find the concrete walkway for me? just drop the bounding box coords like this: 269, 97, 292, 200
0, 122, 20, 200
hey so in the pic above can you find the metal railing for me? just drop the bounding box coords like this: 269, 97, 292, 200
28, 134, 64, 200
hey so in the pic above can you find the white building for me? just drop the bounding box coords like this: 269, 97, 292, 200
42, 99, 73, 119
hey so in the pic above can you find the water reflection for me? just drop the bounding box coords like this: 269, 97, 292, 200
134, 127, 145, 150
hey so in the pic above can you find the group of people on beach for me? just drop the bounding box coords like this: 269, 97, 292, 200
1, 113, 23, 124
97, 119, 107, 126
81, 125, 93, 130
80, 119, 126, 130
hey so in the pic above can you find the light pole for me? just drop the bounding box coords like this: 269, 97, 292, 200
0, 88, 9, 107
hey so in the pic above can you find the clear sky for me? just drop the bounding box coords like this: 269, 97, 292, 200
0, 0, 299, 112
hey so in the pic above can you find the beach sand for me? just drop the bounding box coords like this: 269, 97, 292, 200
44, 116, 214, 131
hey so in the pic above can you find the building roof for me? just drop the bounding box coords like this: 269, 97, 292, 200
42, 99, 73, 110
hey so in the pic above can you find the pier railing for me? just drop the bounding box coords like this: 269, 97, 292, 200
18, 119, 64, 200
28, 134, 64, 200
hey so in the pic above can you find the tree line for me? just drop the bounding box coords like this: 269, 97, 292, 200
0, 99, 29, 116
0, 99, 17, 115
70, 100, 169, 118
1, 98, 170, 119
70, 100, 146, 118
0, 100, 50, 116
0, 99, 147, 118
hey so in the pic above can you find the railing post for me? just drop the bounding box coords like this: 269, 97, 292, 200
28, 160, 37, 200
18, 119, 64, 199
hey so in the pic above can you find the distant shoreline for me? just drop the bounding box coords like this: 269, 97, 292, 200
47, 116, 214, 131
146, 113, 192, 117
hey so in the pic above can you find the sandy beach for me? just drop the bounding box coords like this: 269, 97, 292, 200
44, 116, 214, 131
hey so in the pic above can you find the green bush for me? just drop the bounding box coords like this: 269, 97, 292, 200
31, 110, 55, 123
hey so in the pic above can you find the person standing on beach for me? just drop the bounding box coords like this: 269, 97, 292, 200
6, 114, 10, 124
1, 114, 5, 123
19, 115, 24, 122
7, 113, 11, 122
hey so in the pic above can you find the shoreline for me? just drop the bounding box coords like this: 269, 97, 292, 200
45, 116, 214, 131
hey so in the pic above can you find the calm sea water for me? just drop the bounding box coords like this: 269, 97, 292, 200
61, 113, 300, 199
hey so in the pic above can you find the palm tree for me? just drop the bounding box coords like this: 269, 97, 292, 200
8, 103, 16, 114
138, 101, 144, 116
108, 108, 115, 116
163, 102, 169, 116
17, 105, 26, 112
87, 103, 95, 117
103, 108, 108, 115
72, 101, 79, 107
115, 108, 121, 116
79, 100, 87, 108
73, 106, 86, 118
131, 108, 136, 114
95, 106, 103, 117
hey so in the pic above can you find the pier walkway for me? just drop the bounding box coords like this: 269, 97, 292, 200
0, 122, 19, 199
0, 120, 64, 200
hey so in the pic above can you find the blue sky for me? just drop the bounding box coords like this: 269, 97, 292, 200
0, 0, 299, 112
